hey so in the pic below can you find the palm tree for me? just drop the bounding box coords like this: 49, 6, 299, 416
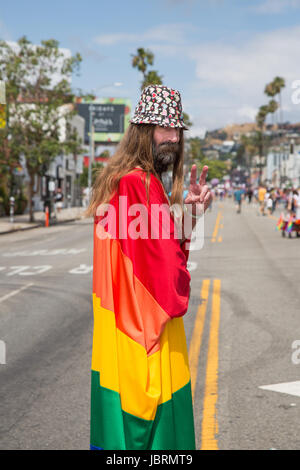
256, 105, 269, 183
256, 104, 269, 129
264, 81, 277, 128
131, 48, 163, 90
273, 76, 285, 126
267, 99, 279, 128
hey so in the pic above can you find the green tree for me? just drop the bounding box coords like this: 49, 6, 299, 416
183, 112, 192, 128
78, 162, 103, 188
264, 76, 285, 126
131, 48, 163, 90
196, 158, 227, 182
273, 76, 285, 125
0, 36, 83, 222
267, 99, 279, 127
188, 137, 205, 163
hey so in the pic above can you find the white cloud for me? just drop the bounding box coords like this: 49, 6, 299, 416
182, 24, 300, 129
189, 25, 300, 94
0, 19, 11, 41
94, 20, 300, 131
94, 33, 138, 46
165, 0, 224, 5
236, 106, 258, 121
68, 36, 106, 62
254, 0, 300, 14
94, 23, 193, 46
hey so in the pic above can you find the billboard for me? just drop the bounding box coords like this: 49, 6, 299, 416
0, 81, 6, 129
76, 97, 131, 144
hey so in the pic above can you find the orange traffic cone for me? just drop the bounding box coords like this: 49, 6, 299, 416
45, 206, 49, 227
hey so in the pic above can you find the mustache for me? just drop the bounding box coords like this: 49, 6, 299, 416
155, 142, 180, 153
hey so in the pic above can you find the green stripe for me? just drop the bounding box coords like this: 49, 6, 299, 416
90, 370, 195, 450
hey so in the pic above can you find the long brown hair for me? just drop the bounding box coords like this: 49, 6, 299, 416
85, 123, 185, 218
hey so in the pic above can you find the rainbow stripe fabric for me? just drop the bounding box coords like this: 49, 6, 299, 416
91, 168, 195, 450
276, 213, 285, 231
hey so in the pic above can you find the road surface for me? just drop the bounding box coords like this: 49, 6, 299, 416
0, 200, 300, 450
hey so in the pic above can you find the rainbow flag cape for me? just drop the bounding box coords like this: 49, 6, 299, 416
276, 213, 285, 231
91, 168, 195, 450
286, 215, 295, 233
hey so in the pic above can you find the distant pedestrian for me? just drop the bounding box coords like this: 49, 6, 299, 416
54, 188, 64, 214
247, 187, 253, 204
234, 186, 244, 213
267, 195, 273, 215
258, 185, 266, 216
293, 190, 300, 220
82, 186, 90, 209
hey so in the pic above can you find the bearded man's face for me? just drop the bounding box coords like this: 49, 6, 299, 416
152, 125, 180, 174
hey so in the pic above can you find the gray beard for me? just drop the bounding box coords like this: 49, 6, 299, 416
152, 142, 179, 177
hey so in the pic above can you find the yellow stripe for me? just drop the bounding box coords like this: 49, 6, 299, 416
201, 279, 221, 450
188, 280, 210, 402
91, 293, 190, 421
211, 212, 221, 243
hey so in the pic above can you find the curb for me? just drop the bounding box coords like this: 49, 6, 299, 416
0, 216, 84, 236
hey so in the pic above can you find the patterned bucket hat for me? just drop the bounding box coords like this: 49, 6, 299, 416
130, 85, 188, 129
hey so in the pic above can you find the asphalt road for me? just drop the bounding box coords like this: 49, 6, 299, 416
0, 199, 300, 450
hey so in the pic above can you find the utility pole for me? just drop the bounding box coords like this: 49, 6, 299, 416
88, 104, 95, 197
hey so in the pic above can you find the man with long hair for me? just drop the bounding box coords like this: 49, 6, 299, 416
86, 85, 212, 450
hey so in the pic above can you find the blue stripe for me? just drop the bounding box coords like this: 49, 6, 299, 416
90, 444, 103, 450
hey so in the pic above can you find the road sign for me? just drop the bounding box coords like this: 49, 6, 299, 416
76, 98, 131, 144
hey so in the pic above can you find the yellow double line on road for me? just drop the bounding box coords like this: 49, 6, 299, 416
188, 279, 221, 450
211, 211, 223, 243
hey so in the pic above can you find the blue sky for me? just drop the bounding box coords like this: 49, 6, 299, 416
1, 0, 300, 134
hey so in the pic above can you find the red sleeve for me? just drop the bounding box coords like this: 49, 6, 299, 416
180, 237, 191, 263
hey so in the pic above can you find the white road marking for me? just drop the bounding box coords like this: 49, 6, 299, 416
187, 261, 198, 272
259, 381, 300, 398
0, 282, 34, 304
7, 266, 30, 276
0, 340, 5, 364
2, 248, 86, 257
18, 265, 52, 275
0, 264, 93, 275
69, 264, 93, 274
6, 266, 52, 276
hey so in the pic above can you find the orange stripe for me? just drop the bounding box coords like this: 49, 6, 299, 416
93, 224, 170, 355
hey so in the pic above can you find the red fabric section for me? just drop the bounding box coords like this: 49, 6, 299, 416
180, 237, 191, 263
94, 169, 191, 320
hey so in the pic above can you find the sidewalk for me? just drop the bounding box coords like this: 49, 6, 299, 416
0, 206, 87, 235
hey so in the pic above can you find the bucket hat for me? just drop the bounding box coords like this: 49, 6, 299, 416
130, 85, 188, 129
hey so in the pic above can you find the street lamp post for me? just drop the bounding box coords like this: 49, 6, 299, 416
87, 104, 95, 194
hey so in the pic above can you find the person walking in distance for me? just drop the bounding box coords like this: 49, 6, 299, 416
234, 186, 244, 213
258, 184, 267, 216
54, 187, 64, 215
86, 85, 212, 450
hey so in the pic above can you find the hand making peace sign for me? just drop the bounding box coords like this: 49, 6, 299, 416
184, 164, 212, 213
